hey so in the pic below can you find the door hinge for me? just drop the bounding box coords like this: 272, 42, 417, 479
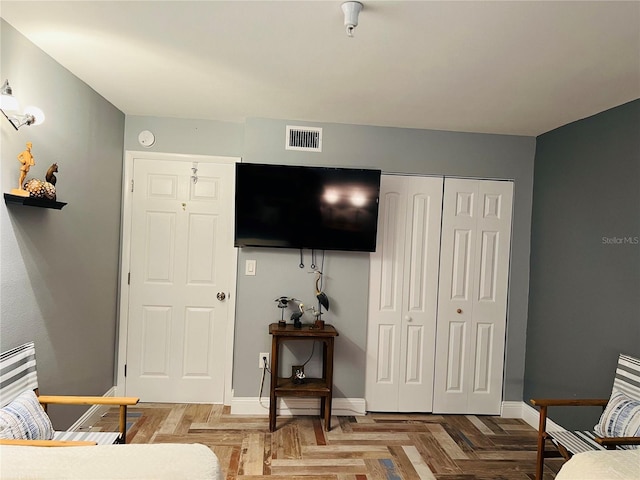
124, 364, 127, 377
131, 179, 134, 192
128, 272, 130, 285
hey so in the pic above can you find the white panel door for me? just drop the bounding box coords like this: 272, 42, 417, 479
433, 178, 513, 414
366, 175, 443, 412
125, 158, 235, 403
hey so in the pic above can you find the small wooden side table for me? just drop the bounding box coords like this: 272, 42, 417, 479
268, 323, 338, 432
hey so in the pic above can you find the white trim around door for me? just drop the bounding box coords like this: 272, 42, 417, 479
115, 151, 239, 405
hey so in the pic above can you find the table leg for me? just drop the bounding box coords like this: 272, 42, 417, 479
325, 394, 332, 431
324, 339, 334, 431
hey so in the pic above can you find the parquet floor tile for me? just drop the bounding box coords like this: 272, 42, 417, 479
92, 404, 564, 479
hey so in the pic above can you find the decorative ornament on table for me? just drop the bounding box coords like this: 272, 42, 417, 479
313, 271, 329, 328
307, 306, 324, 329
292, 366, 306, 385
290, 300, 305, 329
275, 296, 303, 328
275, 296, 291, 327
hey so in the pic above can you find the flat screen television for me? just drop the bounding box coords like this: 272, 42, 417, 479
234, 163, 381, 252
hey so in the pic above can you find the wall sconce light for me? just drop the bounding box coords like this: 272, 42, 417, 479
1, 79, 45, 130
341, 1, 363, 37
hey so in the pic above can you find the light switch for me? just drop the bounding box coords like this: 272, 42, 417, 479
245, 259, 257, 276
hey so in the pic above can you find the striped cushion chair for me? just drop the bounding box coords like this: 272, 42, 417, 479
0, 342, 139, 446
530, 353, 640, 480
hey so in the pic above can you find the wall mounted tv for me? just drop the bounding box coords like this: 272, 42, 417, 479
234, 163, 381, 252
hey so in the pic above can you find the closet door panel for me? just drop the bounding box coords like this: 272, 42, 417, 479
404, 324, 424, 383
433, 179, 513, 414
469, 181, 513, 413
433, 179, 477, 412
375, 324, 397, 383
398, 177, 443, 411
366, 177, 406, 411
451, 229, 473, 300
367, 175, 443, 412
445, 321, 466, 392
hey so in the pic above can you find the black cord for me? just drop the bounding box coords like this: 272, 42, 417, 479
302, 341, 316, 367
299, 249, 304, 268
320, 251, 325, 290
258, 356, 270, 407
259, 362, 266, 396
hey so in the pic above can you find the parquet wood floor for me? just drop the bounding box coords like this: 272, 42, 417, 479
92, 404, 564, 479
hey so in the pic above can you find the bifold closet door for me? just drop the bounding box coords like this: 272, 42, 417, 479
433, 178, 513, 414
366, 175, 443, 412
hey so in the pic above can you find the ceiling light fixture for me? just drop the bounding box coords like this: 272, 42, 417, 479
1, 79, 45, 130
341, 1, 363, 37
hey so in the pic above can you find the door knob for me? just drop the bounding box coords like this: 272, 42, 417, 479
216, 292, 226, 301
456, 308, 462, 314
404, 315, 412, 322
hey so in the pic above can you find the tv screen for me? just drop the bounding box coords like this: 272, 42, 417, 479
234, 163, 381, 252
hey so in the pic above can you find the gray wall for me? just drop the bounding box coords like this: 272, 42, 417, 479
239, 119, 536, 401
524, 100, 640, 429
124, 116, 244, 156
0, 20, 125, 429
125, 116, 536, 402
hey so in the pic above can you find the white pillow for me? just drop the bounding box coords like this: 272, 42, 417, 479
595, 390, 640, 449
0, 389, 54, 440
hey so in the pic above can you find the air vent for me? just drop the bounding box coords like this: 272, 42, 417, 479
286, 126, 322, 152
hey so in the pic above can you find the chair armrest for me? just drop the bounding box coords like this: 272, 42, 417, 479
0, 439, 97, 447
594, 436, 640, 447
38, 395, 139, 444
38, 395, 139, 407
530, 398, 609, 408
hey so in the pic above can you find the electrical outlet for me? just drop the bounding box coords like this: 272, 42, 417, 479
259, 352, 270, 368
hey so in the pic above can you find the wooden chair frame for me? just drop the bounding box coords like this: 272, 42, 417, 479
1, 342, 139, 446
530, 354, 640, 480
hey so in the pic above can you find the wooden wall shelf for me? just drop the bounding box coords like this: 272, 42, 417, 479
4, 193, 67, 210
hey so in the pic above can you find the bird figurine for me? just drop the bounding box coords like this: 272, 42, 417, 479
45, 163, 58, 185
315, 272, 329, 312
290, 301, 305, 329
275, 296, 294, 327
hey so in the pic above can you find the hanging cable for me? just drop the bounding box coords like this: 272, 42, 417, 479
320, 251, 325, 289
258, 355, 270, 408
302, 341, 317, 367
299, 249, 304, 268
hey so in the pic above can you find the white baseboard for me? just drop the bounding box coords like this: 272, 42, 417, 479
68, 387, 117, 432
501, 401, 565, 433
231, 396, 366, 416
232, 398, 565, 425
83, 392, 559, 432
520, 401, 565, 432
500, 401, 525, 418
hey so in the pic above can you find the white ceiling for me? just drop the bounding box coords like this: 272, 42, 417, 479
2, 1, 639, 136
